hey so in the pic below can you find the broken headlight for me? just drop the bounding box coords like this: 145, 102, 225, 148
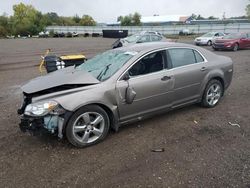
24, 100, 65, 117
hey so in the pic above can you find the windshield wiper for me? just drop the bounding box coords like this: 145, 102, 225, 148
97, 64, 112, 81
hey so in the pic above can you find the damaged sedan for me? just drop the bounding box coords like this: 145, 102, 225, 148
18, 42, 233, 147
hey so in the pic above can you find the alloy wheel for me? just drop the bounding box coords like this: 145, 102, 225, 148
206, 83, 222, 106
72, 112, 105, 144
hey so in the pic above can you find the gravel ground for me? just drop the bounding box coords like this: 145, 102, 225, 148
0, 37, 249, 188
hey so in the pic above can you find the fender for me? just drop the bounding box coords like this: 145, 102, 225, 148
71, 101, 120, 132
199, 68, 225, 98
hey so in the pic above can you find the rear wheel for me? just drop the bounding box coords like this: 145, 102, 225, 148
66, 105, 110, 148
201, 79, 223, 108
207, 40, 212, 46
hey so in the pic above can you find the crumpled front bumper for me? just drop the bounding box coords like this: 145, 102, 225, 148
19, 116, 44, 134
19, 114, 67, 139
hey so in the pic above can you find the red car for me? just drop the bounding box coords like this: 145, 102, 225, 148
213, 32, 250, 51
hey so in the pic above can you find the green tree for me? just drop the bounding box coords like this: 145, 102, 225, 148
121, 15, 132, 26
246, 1, 250, 18
0, 14, 10, 37
73, 14, 81, 24
12, 3, 43, 35
132, 12, 141, 26
80, 15, 96, 26
117, 16, 123, 22
118, 12, 141, 26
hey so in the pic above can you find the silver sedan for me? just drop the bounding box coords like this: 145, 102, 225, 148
18, 42, 233, 147
112, 31, 172, 48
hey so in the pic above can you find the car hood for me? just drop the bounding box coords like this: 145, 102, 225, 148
22, 66, 100, 94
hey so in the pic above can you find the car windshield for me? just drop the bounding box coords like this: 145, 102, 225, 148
202, 32, 215, 37
223, 33, 243, 39
77, 50, 136, 81
125, 34, 140, 43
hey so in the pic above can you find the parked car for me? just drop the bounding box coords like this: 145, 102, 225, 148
39, 31, 49, 38
53, 32, 65, 38
18, 42, 233, 147
112, 31, 172, 48
194, 32, 225, 46
179, 29, 193, 36
213, 32, 250, 51
72, 32, 79, 37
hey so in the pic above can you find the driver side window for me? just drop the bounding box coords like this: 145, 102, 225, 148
128, 51, 166, 77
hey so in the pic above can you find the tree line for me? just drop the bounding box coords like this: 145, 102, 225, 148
0, 3, 96, 37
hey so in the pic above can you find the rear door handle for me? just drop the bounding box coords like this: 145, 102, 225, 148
200, 67, 207, 71
161, 75, 172, 81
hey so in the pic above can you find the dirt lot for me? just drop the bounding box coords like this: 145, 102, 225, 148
0, 38, 249, 188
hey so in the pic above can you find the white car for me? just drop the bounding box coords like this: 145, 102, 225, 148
112, 31, 172, 48
194, 32, 225, 46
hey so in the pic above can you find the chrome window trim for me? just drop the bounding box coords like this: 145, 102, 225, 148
117, 47, 208, 82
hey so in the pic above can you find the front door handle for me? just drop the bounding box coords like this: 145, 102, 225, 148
200, 67, 206, 71
161, 75, 172, 81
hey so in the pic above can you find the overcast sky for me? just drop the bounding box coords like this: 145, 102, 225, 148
1, 0, 249, 23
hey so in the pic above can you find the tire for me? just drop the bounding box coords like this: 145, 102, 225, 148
207, 40, 212, 46
233, 43, 239, 52
201, 79, 223, 108
66, 105, 110, 148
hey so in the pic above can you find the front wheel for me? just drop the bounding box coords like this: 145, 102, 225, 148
233, 43, 239, 51
207, 40, 212, 46
66, 105, 110, 148
201, 79, 223, 108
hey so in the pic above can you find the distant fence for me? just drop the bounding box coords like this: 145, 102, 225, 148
46, 23, 250, 35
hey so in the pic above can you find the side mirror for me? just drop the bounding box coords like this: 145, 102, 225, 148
125, 86, 136, 104
122, 72, 130, 81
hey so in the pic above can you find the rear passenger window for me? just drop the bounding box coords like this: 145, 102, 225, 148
138, 35, 150, 43
168, 49, 196, 68
194, 50, 204, 63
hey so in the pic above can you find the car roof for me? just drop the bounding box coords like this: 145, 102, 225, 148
115, 42, 198, 53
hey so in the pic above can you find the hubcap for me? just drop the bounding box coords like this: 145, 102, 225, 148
234, 44, 238, 51
72, 112, 105, 144
206, 84, 221, 106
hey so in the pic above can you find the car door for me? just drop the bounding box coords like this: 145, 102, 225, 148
246, 33, 250, 47
239, 33, 249, 48
115, 50, 175, 122
166, 48, 208, 107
